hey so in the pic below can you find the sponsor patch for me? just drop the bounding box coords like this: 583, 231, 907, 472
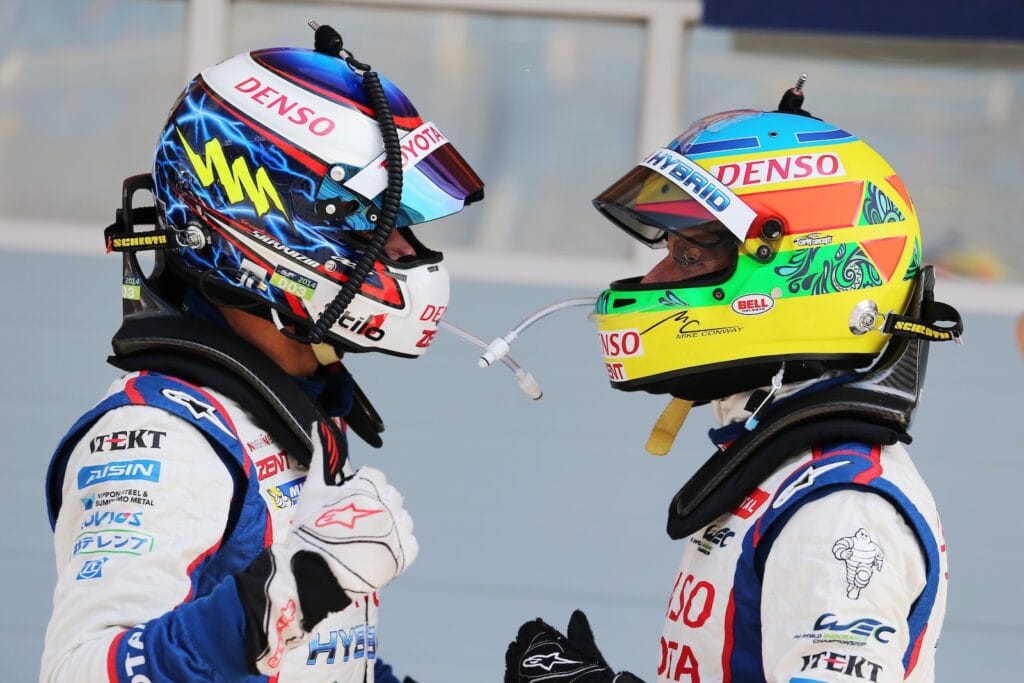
72, 530, 155, 556
77, 460, 161, 489
256, 451, 294, 480
731, 488, 769, 519
691, 524, 736, 555
832, 528, 885, 599
83, 488, 156, 509
799, 651, 883, 681
307, 623, 378, 665
81, 510, 144, 529
75, 557, 109, 580
89, 430, 167, 453
266, 476, 305, 510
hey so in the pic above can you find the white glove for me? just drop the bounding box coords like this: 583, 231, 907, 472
288, 464, 418, 595
245, 423, 418, 676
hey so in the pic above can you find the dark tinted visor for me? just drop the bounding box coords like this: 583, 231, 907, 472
594, 147, 757, 247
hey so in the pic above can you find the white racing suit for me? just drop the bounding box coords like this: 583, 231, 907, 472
658, 439, 947, 683
42, 371, 401, 682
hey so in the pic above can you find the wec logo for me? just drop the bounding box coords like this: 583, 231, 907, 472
77, 460, 161, 490
813, 613, 896, 644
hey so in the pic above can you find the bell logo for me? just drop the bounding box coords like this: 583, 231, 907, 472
177, 128, 287, 218
731, 294, 775, 316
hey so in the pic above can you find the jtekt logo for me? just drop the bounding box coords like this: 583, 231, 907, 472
89, 430, 167, 453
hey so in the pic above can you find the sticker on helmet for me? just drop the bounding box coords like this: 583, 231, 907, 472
270, 265, 318, 301
605, 362, 627, 381
598, 329, 644, 358
710, 152, 845, 189
345, 121, 450, 200
731, 294, 775, 316
122, 276, 142, 301
640, 147, 757, 241
794, 233, 834, 248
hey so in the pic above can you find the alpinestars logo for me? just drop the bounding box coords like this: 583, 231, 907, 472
523, 652, 584, 672
161, 389, 236, 440
772, 461, 850, 509
315, 503, 384, 529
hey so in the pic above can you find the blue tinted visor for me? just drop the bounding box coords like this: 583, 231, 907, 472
332, 120, 484, 228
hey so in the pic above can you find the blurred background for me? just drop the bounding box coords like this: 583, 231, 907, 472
2, 0, 1022, 680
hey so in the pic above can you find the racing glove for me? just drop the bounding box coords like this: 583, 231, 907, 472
236, 423, 418, 676
505, 609, 644, 682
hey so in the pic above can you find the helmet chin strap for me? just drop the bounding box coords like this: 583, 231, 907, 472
312, 342, 343, 366
645, 398, 694, 456
266, 307, 343, 366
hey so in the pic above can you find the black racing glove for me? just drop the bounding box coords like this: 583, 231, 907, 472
504, 609, 644, 682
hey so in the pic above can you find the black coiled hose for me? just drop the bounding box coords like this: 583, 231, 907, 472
307, 24, 404, 344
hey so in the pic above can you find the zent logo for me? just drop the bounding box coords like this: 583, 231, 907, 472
416, 330, 437, 348
604, 362, 626, 381
256, 452, 292, 480
77, 460, 161, 489
598, 329, 644, 358
731, 294, 775, 316
177, 128, 287, 218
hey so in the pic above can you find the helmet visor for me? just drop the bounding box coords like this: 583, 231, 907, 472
594, 147, 756, 247
341, 120, 484, 226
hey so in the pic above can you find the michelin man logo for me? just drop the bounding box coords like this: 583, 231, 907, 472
832, 528, 884, 599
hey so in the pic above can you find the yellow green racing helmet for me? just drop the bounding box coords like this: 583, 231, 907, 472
592, 109, 924, 402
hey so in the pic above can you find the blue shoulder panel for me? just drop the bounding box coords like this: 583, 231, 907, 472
726, 442, 942, 679
48, 372, 269, 594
